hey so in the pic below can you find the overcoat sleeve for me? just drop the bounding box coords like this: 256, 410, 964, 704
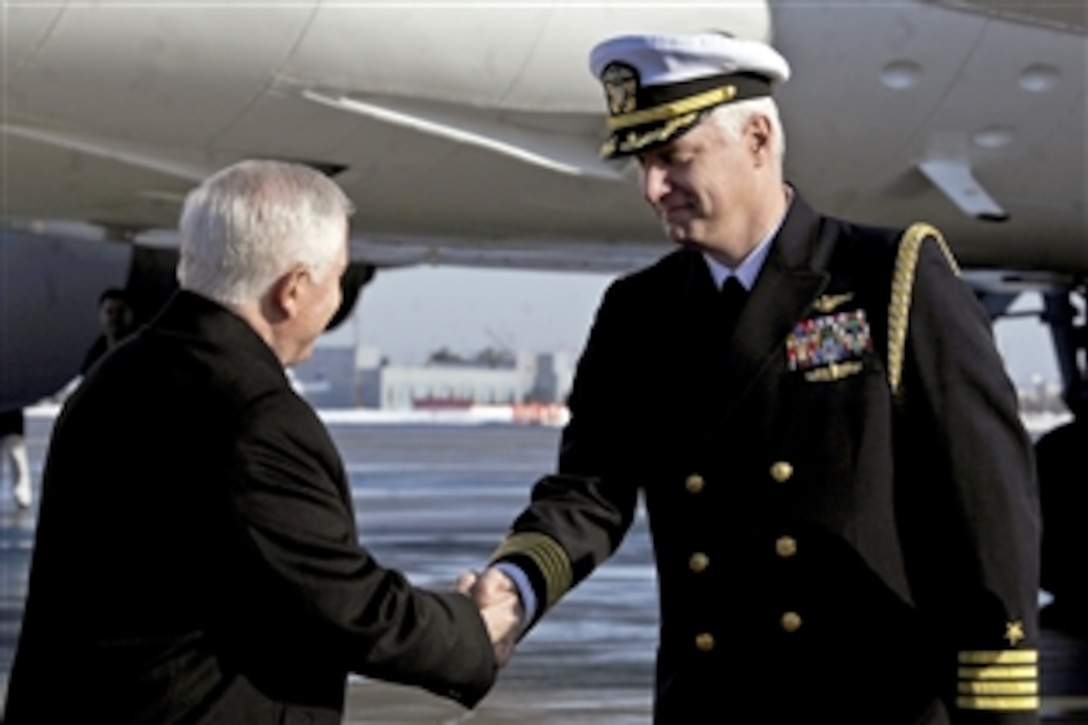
894, 239, 1041, 723
489, 280, 641, 627
224, 392, 497, 708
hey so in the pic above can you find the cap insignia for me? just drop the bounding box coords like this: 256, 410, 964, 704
601, 62, 639, 116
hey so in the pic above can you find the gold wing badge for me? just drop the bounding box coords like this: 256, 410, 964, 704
812, 292, 854, 313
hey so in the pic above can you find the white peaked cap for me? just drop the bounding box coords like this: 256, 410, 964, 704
589, 32, 791, 87
588, 32, 791, 158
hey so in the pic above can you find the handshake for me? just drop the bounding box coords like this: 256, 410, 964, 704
457, 568, 524, 668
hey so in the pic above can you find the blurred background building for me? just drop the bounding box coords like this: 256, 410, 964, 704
291, 343, 574, 411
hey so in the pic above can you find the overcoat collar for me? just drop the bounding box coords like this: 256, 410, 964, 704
150, 290, 289, 389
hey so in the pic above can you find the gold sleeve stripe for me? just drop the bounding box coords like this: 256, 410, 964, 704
491, 533, 563, 602
887, 221, 960, 399
958, 681, 1038, 695
958, 665, 1038, 680
955, 695, 1039, 711
489, 532, 573, 612
490, 532, 565, 595
606, 86, 736, 130
958, 650, 1038, 665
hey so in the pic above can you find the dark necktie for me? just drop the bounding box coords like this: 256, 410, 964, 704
717, 276, 748, 341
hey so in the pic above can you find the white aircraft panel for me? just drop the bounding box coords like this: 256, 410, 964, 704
3, 4, 66, 90
6, 5, 313, 146
286, 6, 553, 106
288, 4, 770, 113
775, 2, 986, 205
918, 17, 1085, 209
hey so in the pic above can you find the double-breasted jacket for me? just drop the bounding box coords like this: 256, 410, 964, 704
491, 194, 1040, 724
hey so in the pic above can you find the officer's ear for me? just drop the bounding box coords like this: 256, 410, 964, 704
744, 114, 773, 162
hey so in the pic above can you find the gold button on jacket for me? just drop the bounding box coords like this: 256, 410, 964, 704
775, 536, 798, 558
695, 633, 715, 651
770, 461, 793, 482
684, 473, 705, 494
781, 612, 802, 632
688, 552, 709, 573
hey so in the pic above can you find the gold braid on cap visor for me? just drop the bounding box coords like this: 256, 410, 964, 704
607, 85, 738, 130
602, 111, 701, 157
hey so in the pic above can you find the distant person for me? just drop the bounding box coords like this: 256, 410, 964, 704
4, 160, 520, 724
463, 32, 1041, 723
1036, 382, 1088, 635
0, 408, 32, 509
80, 287, 137, 375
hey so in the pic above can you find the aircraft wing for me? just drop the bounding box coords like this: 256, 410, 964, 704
2, 0, 1086, 410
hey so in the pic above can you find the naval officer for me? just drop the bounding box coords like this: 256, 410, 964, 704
464, 31, 1041, 724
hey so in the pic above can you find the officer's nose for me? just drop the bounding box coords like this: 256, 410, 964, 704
641, 162, 670, 207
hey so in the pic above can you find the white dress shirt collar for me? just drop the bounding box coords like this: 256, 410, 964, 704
702, 193, 791, 291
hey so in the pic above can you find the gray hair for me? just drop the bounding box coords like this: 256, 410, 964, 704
707, 97, 786, 166
177, 160, 354, 306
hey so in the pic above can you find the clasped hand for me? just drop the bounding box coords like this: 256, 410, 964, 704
456, 568, 523, 668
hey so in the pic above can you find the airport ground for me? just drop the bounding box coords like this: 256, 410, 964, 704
0, 413, 1084, 723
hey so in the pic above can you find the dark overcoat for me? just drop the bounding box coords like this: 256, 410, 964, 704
5, 291, 496, 724
492, 194, 1040, 724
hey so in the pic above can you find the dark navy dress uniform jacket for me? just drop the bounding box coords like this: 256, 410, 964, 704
493, 194, 1040, 724
4, 291, 496, 724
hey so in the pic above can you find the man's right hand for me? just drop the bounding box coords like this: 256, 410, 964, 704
457, 568, 524, 667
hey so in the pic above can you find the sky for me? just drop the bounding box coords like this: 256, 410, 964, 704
324, 265, 612, 363
322, 265, 1062, 387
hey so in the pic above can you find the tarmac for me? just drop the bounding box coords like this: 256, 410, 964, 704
0, 414, 1084, 723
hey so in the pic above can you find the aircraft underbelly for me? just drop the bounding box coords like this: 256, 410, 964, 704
5, 4, 316, 149
1, 0, 1084, 275
772, 1, 1086, 273
283, 4, 772, 112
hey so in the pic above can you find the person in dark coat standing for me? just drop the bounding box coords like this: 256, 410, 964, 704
1034, 383, 1088, 698
4, 160, 520, 724
79, 287, 137, 376
462, 32, 1041, 724
1036, 382, 1088, 635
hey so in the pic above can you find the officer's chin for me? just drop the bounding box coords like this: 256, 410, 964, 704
663, 221, 702, 250
285, 342, 317, 369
